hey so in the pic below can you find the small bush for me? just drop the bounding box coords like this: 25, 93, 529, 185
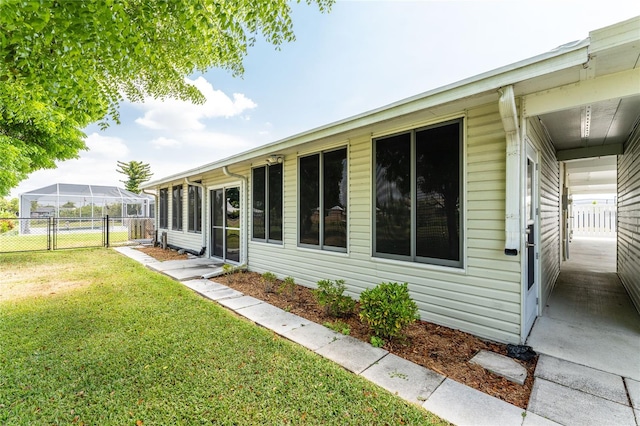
370, 336, 385, 348
222, 263, 246, 283
323, 320, 351, 335
262, 272, 277, 293
279, 276, 296, 300
313, 279, 355, 317
359, 282, 419, 340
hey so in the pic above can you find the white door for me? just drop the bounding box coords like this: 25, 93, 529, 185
523, 143, 540, 336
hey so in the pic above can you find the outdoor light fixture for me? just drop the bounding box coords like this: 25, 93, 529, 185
266, 155, 284, 165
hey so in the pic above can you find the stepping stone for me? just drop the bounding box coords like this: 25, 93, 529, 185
315, 335, 388, 374
470, 350, 527, 385
284, 322, 346, 351
625, 378, 640, 409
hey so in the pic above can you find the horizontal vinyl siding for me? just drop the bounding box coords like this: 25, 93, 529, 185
618, 121, 640, 314
527, 118, 561, 308
247, 103, 522, 344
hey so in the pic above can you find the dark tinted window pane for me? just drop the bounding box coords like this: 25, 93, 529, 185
252, 167, 266, 239
172, 186, 182, 230
416, 122, 460, 262
375, 133, 411, 256
188, 185, 202, 232
299, 154, 320, 245
159, 188, 168, 228
225, 187, 240, 229
212, 189, 223, 227
212, 228, 223, 257
323, 148, 347, 248
268, 164, 283, 242
226, 229, 240, 262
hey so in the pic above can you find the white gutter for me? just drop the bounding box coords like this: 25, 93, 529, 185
498, 85, 521, 255
222, 166, 248, 265
184, 177, 207, 250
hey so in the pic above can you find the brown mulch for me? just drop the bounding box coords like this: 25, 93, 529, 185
134, 247, 536, 409
137, 246, 189, 261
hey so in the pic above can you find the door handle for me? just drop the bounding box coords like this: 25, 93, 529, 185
526, 243, 535, 247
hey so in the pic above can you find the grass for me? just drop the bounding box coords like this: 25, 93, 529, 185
0, 249, 446, 425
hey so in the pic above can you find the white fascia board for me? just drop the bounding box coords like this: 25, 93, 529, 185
142, 41, 589, 189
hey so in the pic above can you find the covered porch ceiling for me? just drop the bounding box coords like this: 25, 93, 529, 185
537, 94, 640, 196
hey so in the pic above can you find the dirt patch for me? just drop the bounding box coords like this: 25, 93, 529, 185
214, 271, 536, 409
136, 246, 189, 261
0, 280, 90, 302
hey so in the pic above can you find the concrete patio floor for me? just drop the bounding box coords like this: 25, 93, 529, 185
527, 236, 639, 425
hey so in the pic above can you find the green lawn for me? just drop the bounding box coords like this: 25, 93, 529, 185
0, 249, 446, 425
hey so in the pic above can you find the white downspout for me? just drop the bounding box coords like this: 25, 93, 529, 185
498, 85, 521, 256
223, 166, 248, 265
184, 177, 206, 250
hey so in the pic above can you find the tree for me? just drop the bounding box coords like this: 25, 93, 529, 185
117, 161, 153, 194
0, 0, 333, 196
0, 197, 19, 216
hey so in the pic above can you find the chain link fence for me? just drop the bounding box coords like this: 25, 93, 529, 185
0, 216, 154, 253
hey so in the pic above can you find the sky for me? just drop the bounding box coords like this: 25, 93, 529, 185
9, 0, 639, 198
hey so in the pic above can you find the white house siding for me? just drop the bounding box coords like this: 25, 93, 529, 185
247, 102, 522, 344
526, 118, 561, 309
617, 121, 640, 314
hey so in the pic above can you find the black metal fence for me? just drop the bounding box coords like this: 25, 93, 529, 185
0, 216, 154, 253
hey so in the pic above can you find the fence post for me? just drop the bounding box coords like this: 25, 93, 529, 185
105, 215, 110, 247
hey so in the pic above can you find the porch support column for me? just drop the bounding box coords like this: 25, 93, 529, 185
499, 85, 521, 256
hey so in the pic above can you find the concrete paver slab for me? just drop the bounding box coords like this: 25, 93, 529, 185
315, 336, 388, 374
470, 349, 527, 385
150, 259, 221, 270
522, 412, 561, 425
534, 355, 628, 404
527, 315, 640, 380
360, 353, 445, 405
155, 267, 222, 281
114, 246, 158, 264
528, 378, 635, 426
423, 378, 525, 426
217, 295, 262, 311
236, 303, 311, 335
182, 279, 227, 293
200, 287, 243, 301
283, 322, 345, 351
625, 378, 640, 409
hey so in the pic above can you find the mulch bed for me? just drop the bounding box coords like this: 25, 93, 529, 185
135, 247, 536, 409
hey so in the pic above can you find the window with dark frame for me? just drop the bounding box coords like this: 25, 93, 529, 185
252, 163, 282, 243
188, 184, 202, 233
159, 188, 168, 229
298, 148, 347, 251
374, 119, 462, 267
172, 185, 183, 231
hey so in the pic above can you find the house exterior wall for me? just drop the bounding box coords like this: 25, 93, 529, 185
247, 102, 522, 344
159, 182, 203, 251
617, 121, 640, 314
526, 118, 561, 309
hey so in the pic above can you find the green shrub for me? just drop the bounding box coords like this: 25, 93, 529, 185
359, 282, 419, 340
279, 276, 296, 300
262, 271, 277, 293
313, 279, 355, 317
222, 263, 246, 283
0, 210, 17, 233
370, 336, 385, 348
323, 320, 351, 335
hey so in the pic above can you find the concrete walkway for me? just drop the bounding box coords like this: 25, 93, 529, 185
527, 237, 639, 425
114, 246, 638, 425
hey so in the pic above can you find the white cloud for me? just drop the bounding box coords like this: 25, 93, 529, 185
150, 137, 182, 149
84, 132, 129, 158
134, 77, 257, 131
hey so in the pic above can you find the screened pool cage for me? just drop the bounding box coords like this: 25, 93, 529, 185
19, 183, 154, 234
